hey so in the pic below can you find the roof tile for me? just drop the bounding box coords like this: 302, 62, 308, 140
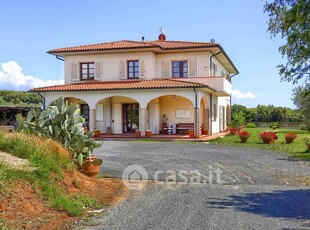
30, 79, 210, 92
48, 40, 219, 53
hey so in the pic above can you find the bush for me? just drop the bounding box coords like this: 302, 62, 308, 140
231, 111, 245, 128
301, 124, 310, 132
245, 123, 257, 128
269, 122, 280, 128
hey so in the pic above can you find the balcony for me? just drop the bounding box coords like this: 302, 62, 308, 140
203, 77, 232, 96
174, 77, 232, 96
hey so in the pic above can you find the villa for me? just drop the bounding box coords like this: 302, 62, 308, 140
31, 32, 238, 138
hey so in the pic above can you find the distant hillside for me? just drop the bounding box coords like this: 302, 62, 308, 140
0, 90, 42, 106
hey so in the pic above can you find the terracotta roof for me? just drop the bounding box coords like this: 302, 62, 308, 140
48, 40, 220, 53
30, 79, 212, 92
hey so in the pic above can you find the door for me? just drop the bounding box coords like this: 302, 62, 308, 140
112, 103, 122, 134
96, 104, 104, 132
123, 104, 139, 133
81, 104, 89, 129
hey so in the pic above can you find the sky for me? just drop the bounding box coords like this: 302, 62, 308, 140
0, 0, 300, 108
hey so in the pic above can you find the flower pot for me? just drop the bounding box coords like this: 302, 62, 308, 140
82, 156, 100, 177
136, 130, 141, 138
93, 130, 101, 137
145, 130, 152, 137
262, 137, 273, 144
203, 129, 209, 135
240, 136, 248, 143
229, 128, 238, 135
188, 130, 194, 138
285, 136, 295, 144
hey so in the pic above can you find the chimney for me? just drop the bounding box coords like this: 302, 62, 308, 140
142, 36, 145, 42
210, 39, 215, 43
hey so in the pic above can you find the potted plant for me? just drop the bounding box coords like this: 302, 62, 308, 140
188, 130, 195, 138
259, 131, 276, 144
229, 111, 245, 135
285, 132, 297, 144
304, 136, 310, 151
136, 129, 141, 138
201, 124, 209, 135
93, 129, 101, 137
81, 155, 103, 177
238, 131, 250, 143
145, 129, 152, 137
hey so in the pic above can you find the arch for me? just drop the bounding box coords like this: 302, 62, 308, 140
144, 92, 195, 109
146, 94, 195, 135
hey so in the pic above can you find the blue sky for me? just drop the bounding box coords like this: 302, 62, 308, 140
0, 0, 298, 108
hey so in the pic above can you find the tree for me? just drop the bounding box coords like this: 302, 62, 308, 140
264, 0, 310, 83
292, 83, 310, 121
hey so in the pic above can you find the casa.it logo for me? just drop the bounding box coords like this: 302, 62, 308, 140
122, 165, 148, 190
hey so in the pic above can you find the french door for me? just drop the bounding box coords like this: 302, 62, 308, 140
123, 104, 139, 133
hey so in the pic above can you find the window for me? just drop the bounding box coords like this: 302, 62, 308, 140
172, 61, 188, 78
128, 60, 139, 79
80, 62, 94, 80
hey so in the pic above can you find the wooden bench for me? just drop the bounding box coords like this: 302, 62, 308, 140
176, 123, 194, 134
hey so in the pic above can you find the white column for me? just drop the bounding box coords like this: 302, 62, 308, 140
139, 108, 146, 137
89, 109, 96, 131
194, 108, 200, 138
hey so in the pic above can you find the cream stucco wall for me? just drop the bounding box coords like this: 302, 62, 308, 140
64, 52, 157, 83
64, 50, 230, 83
159, 95, 195, 125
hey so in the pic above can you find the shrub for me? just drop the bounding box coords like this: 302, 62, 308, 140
231, 111, 245, 128
301, 124, 310, 132
245, 123, 257, 128
269, 122, 280, 128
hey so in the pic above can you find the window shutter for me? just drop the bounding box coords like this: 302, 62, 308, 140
95, 62, 103, 80
71, 63, 78, 82
139, 60, 145, 78
188, 59, 197, 77
119, 60, 126, 79
162, 61, 171, 78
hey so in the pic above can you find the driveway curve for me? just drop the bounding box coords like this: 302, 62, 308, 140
85, 141, 310, 230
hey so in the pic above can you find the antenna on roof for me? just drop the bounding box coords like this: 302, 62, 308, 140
158, 27, 166, 41
159, 27, 164, 34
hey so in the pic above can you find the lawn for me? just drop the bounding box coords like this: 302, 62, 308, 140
209, 128, 310, 160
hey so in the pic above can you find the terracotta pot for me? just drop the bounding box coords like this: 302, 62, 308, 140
229, 128, 239, 135
262, 137, 274, 144
136, 130, 141, 138
145, 130, 152, 137
82, 156, 100, 177
93, 130, 101, 137
285, 136, 294, 144
240, 136, 248, 143
189, 130, 194, 138
203, 130, 209, 135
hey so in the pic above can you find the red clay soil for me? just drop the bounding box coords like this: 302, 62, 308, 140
0, 171, 128, 230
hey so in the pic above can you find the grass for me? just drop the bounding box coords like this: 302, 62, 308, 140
209, 128, 310, 160
0, 130, 97, 216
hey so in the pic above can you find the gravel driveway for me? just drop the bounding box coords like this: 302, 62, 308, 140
83, 141, 310, 230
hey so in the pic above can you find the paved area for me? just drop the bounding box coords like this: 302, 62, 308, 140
84, 141, 310, 230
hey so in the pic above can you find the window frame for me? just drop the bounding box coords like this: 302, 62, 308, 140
80, 62, 95, 81
127, 60, 139, 79
172, 61, 188, 78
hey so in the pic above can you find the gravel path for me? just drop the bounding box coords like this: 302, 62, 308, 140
83, 141, 310, 230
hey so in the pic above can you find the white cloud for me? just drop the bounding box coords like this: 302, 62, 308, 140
0, 61, 64, 91
232, 89, 258, 99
